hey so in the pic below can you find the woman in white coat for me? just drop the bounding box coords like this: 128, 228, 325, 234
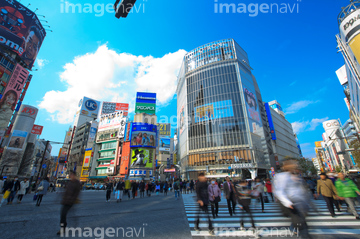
17, 178, 29, 203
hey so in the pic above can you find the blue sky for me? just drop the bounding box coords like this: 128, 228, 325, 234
23, 0, 350, 158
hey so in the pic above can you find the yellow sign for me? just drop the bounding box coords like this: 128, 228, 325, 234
315, 141, 322, 148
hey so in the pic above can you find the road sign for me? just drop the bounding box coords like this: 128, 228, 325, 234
42, 164, 47, 169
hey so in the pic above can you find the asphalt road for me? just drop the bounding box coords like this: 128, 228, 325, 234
0, 190, 191, 239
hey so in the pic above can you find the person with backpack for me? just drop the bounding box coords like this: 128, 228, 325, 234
173, 179, 180, 200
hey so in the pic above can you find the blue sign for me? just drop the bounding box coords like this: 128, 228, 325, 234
264, 103, 277, 140
85, 99, 98, 111
42, 164, 47, 169
136, 92, 157, 104
194, 100, 234, 123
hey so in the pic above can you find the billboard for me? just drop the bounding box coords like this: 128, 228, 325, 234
340, 8, 360, 64
31, 125, 43, 135
130, 123, 157, 148
194, 100, 234, 123
0, 64, 29, 131
243, 86, 263, 134
264, 103, 276, 140
336, 65, 348, 85
159, 137, 171, 152
179, 105, 185, 135
101, 102, 129, 116
99, 111, 126, 132
8, 130, 27, 149
315, 141, 323, 148
0, 0, 46, 69
120, 142, 131, 175
157, 123, 170, 136
82, 149, 92, 168
78, 96, 101, 118
130, 148, 154, 168
135, 92, 156, 114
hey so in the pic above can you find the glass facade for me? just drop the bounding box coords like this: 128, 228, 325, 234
177, 39, 271, 179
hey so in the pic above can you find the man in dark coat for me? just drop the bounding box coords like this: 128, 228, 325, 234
6, 176, 20, 205
131, 180, 138, 199
57, 171, 81, 236
195, 173, 214, 235
223, 176, 236, 216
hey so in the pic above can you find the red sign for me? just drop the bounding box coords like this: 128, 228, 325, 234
31, 125, 43, 135
120, 142, 131, 175
22, 107, 37, 116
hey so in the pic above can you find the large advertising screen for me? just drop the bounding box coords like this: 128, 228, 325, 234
0, 0, 46, 69
78, 96, 101, 118
130, 148, 154, 168
8, 130, 27, 149
243, 86, 263, 135
159, 137, 170, 152
101, 102, 129, 116
130, 123, 157, 148
0, 64, 29, 131
194, 100, 234, 123
340, 8, 360, 64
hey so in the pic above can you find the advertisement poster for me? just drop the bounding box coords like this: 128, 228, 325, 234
157, 123, 170, 136
244, 87, 262, 134
194, 100, 234, 123
340, 8, 360, 63
135, 92, 156, 114
99, 111, 126, 131
101, 102, 129, 116
82, 149, 92, 168
8, 130, 27, 149
0, 64, 29, 131
179, 105, 185, 135
0, 0, 46, 69
130, 123, 157, 148
120, 142, 130, 175
130, 148, 154, 168
159, 137, 171, 152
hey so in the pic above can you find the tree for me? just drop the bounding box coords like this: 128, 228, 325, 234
349, 140, 360, 166
334, 165, 343, 173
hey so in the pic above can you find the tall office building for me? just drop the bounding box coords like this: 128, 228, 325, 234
176, 39, 273, 179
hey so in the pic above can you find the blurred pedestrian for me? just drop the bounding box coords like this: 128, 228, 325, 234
306, 178, 317, 200
146, 181, 152, 197
139, 180, 145, 198
223, 176, 236, 216
124, 179, 131, 200
195, 173, 214, 235
173, 179, 180, 200
335, 172, 360, 220
265, 178, 274, 202
7, 177, 20, 205
254, 178, 265, 212
57, 171, 81, 236
115, 179, 125, 202
131, 180, 138, 199
164, 181, 169, 196
190, 180, 195, 193
208, 178, 221, 219
274, 159, 311, 239
0, 176, 4, 195
106, 181, 113, 202
17, 178, 29, 203
317, 172, 339, 217
36, 177, 50, 206
234, 180, 256, 232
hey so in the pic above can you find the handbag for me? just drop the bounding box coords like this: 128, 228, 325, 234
3, 190, 11, 199
33, 194, 38, 201
37, 186, 44, 191
210, 185, 221, 203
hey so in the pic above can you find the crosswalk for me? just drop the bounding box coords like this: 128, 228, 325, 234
181, 193, 360, 238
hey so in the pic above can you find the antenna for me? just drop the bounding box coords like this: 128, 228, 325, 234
34, 8, 39, 13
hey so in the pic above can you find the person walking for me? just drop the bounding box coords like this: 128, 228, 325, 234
0, 176, 4, 195
115, 179, 125, 202
234, 180, 256, 232
265, 179, 274, 202
36, 177, 50, 206
164, 181, 169, 196
307, 178, 317, 200
57, 171, 81, 236
317, 172, 338, 217
17, 178, 29, 203
106, 181, 113, 202
335, 172, 360, 220
274, 159, 311, 239
131, 180, 138, 199
195, 173, 214, 235
208, 178, 221, 219
146, 181, 152, 197
190, 180, 195, 193
6, 177, 20, 205
139, 180, 145, 198
223, 176, 236, 216
174, 179, 180, 200
254, 178, 265, 213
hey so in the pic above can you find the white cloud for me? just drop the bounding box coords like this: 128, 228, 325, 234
291, 117, 329, 134
284, 100, 318, 114
36, 58, 49, 69
38, 44, 186, 124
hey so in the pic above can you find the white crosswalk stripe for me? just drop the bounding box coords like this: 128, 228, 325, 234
181, 193, 360, 238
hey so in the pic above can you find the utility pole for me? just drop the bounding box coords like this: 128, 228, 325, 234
35, 140, 50, 184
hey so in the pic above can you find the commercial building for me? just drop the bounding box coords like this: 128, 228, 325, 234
176, 39, 273, 180
264, 101, 301, 170
336, 1, 360, 134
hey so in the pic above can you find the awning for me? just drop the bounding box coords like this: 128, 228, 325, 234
97, 157, 114, 161
88, 176, 108, 179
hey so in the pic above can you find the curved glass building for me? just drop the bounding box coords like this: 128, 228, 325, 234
177, 39, 273, 179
